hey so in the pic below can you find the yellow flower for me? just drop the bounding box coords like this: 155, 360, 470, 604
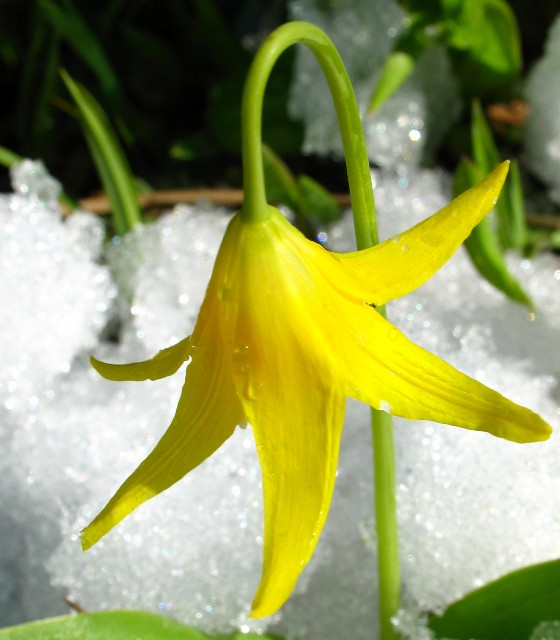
82, 162, 551, 618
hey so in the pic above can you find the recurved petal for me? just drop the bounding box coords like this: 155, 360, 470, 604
81, 321, 243, 550
341, 304, 551, 443
229, 213, 347, 617
245, 371, 346, 619
91, 336, 191, 381
333, 161, 509, 306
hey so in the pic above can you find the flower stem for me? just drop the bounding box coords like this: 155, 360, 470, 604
240, 21, 400, 639
240, 21, 375, 241
371, 405, 400, 640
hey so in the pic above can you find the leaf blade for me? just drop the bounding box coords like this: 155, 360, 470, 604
429, 559, 560, 640
60, 69, 142, 234
454, 158, 532, 309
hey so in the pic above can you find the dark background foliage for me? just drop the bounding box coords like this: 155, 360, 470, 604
1, 0, 559, 198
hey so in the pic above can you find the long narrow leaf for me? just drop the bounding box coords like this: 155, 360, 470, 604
367, 20, 432, 113
39, 0, 124, 110
192, 0, 247, 70
60, 70, 141, 234
465, 219, 532, 308
471, 100, 528, 249
0, 146, 22, 167
506, 158, 529, 250
471, 99, 500, 174
455, 158, 532, 308
17, 14, 60, 156
368, 50, 416, 113
262, 144, 301, 212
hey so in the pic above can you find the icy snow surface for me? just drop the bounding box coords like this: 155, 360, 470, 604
288, 0, 461, 168
1, 162, 559, 640
525, 14, 560, 205
0, 160, 114, 415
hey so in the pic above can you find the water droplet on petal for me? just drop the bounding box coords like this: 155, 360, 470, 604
380, 400, 392, 414
218, 287, 232, 301
247, 379, 263, 400
233, 344, 249, 357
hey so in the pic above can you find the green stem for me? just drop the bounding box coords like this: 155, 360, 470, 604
372, 402, 400, 640
240, 21, 400, 639
240, 21, 375, 243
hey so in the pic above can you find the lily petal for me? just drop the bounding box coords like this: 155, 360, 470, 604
268, 208, 550, 444
81, 316, 243, 550
229, 215, 346, 617
338, 302, 551, 443
91, 336, 191, 381
247, 378, 345, 618
334, 161, 509, 306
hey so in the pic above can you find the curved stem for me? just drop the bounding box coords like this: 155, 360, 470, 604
240, 21, 376, 246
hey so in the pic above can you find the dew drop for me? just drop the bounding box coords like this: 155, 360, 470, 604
247, 379, 263, 400
380, 400, 392, 414
233, 344, 249, 358
316, 230, 328, 245
218, 287, 232, 301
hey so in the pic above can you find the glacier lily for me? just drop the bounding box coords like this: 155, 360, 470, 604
82, 161, 551, 617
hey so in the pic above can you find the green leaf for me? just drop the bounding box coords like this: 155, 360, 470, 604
262, 145, 301, 213
297, 174, 340, 224
471, 99, 501, 176
368, 20, 435, 112
464, 219, 532, 308
261, 146, 340, 230
191, 0, 247, 70
0, 611, 285, 640
0, 145, 22, 167
39, 0, 125, 111
454, 158, 532, 309
428, 559, 560, 640
60, 70, 142, 235
471, 101, 529, 250
503, 158, 529, 251
17, 15, 59, 157
441, 0, 463, 15
368, 50, 417, 113
0, 611, 208, 640
171, 133, 220, 161
396, 0, 440, 18
216, 634, 284, 640
447, 0, 521, 95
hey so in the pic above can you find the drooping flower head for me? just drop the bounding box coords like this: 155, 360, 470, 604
82, 162, 551, 617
